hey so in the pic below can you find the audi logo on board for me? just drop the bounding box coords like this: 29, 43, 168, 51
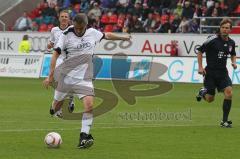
28, 36, 50, 52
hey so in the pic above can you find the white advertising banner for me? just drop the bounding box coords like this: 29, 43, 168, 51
0, 32, 49, 53
151, 57, 240, 84
95, 34, 240, 57
0, 53, 44, 78
1, 32, 240, 57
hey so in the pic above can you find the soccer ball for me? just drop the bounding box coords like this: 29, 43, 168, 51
44, 132, 62, 148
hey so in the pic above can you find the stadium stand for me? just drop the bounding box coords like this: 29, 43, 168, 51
0, 0, 22, 16
2, 0, 240, 33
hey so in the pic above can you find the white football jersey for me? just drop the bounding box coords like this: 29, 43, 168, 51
49, 25, 72, 67
49, 25, 72, 47
54, 27, 104, 80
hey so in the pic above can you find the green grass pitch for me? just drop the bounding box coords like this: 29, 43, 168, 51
0, 77, 240, 159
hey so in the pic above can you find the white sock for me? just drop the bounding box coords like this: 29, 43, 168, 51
81, 113, 93, 134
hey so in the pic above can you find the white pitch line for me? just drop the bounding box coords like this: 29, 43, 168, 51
0, 128, 80, 132
0, 124, 222, 133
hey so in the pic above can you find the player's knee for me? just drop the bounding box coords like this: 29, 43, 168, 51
83, 99, 93, 112
224, 89, 232, 99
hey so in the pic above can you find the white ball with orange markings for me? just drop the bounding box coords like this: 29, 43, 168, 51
44, 132, 62, 148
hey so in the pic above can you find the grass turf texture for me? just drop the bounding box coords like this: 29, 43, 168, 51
0, 77, 240, 159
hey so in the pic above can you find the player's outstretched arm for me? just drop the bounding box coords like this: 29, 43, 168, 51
104, 32, 131, 41
43, 51, 59, 89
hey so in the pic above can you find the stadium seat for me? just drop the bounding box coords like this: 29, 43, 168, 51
38, 23, 48, 32
104, 25, 113, 32
230, 27, 240, 34
234, 4, 240, 13
161, 15, 169, 24
47, 24, 54, 31
109, 14, 118, 24
42, 16, 54, 25
101, 14, 109, 24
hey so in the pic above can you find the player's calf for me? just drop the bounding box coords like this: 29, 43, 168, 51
49, 100, 64, 118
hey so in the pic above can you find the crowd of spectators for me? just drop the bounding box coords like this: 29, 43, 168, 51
12, 0, 240, 33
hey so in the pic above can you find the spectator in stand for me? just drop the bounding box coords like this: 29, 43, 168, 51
153, 15, 162, 32
130, 1, 142, 18
80, 0, 90, 13
88, 2, 102, 20
181, 1, 194, 20
193, 3, 202, 17
70, 4, 81, 19
174, 3, 183, 18
41, 2, 57, 18
158, 16, 172, 33
177, 16, 189, 33
123, 13, 133, 30
89, 16, 102, 31
116, 0, 130, 13
224, 0, 239, 16
62, 0, 71, 8
129, 14, 144, 33
141, 2, 151, 21
101, 0, 118, 11
146, 0, 162, 12
206, 1, 223, 16
47, 0, 57, 6
206, 8, 221, 33
160, 0, 175, 15
40, 2, 58, 25
18, 35, 31, 53
143, 12, 156, 32
13, 11, 33, 31
70, 0, 81, 5
115, 12, 125, 32
188, 18, 199, 33
206, 0, 215, 9
171, 13, 181, 33
201, 1, 208, 16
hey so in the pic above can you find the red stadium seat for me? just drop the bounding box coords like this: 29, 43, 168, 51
161, 15, 169, 24
109, 14, 118, 24
101, 14, 109, 24
47, 24, 54, 31
230, 27, 240, 34
38, 23, 48, 32
233, 4, 240, 13
104, 25, 113, 32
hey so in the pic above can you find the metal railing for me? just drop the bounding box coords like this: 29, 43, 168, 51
196, 17, 240, 34
0, 19, 6, 31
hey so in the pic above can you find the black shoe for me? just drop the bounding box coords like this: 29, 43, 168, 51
77, 132, 94, 149
196, 87, 206, 102
196, 95, 202, 102
68, 96, 75, 113
220, 120, 232, 128
49, 105, 62, 118
50, 106, 55, 115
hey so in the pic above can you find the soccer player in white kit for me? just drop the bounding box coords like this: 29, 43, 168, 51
43, 13, 131, 148
47, 10, 75, 117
